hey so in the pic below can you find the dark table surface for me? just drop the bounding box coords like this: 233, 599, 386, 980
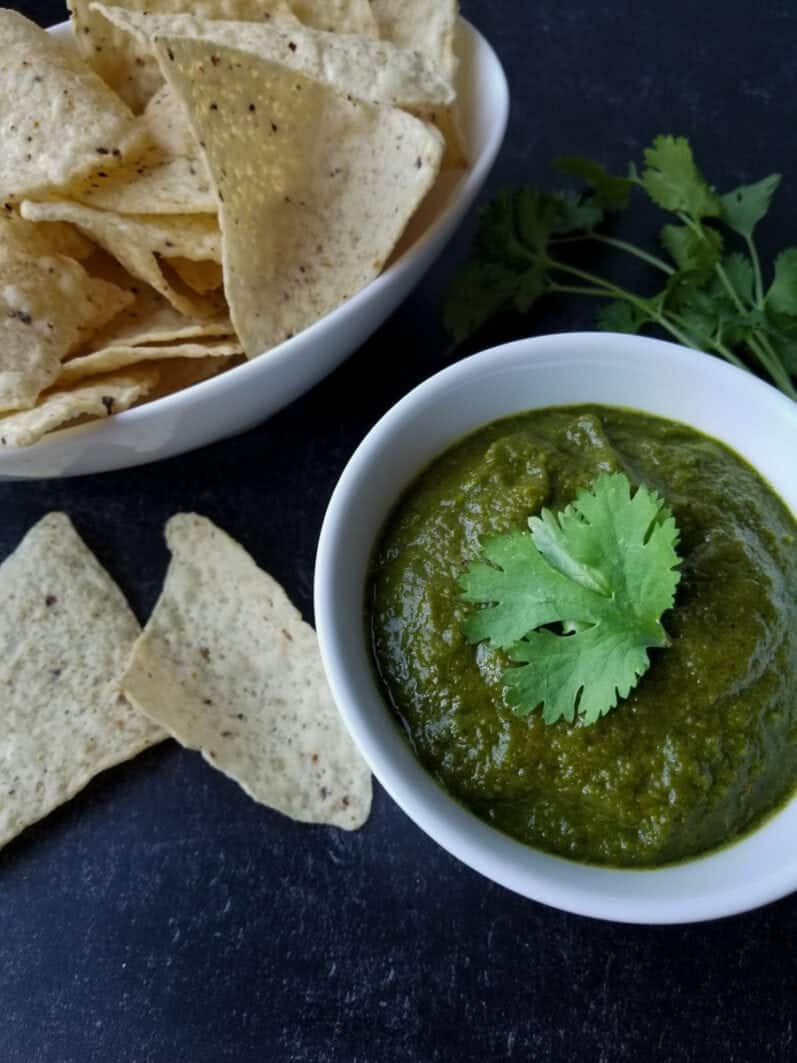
3, 2, 797, 1061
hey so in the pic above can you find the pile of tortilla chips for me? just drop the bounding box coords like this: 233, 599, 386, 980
0, 512, 371, 850
0, 1, 462, 447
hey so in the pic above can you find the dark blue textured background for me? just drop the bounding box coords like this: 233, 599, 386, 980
3, 3, 797, 1060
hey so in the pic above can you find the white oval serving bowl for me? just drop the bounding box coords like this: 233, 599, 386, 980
0, 18, 508, 480
315, 332, 797, 925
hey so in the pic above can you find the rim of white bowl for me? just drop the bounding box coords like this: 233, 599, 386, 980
2, 18, 508, 452
315, 332, 797, 924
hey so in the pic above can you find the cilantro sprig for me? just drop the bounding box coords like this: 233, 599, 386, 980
445, 135, 797, 400
459, 473, 681, 725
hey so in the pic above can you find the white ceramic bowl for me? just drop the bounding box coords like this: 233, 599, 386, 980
315, 332, 797, 924
0, 19, 508, 480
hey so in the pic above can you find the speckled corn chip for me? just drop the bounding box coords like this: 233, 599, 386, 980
0, 367, 159, 448
70, 0, 300, 111
0, 10, 142, 200
92, 5, 454, 112
0, 514, 165, 850
57, 339, 241, 386
121, 514, 371, 830
153, 36, 444, 356
0, 247, 134, 413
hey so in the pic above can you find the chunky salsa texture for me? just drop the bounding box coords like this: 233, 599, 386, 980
369, 406, 797, 867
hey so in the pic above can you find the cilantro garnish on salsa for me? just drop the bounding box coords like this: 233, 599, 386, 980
460, 472, 681, 725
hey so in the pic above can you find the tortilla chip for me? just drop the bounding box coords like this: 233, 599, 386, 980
167, 257, 224, 293
0, 367, 159, 448
0, 248, 134, 412
0, 212, 94, 262
429, 104, 467, 171
58, 339, 241, 385
154, 37, 443, 355
20, 201, 222, 318
73, 86, 217, 214
82, 276, 140, 339
120, 514, 371, 829
71, 0, 300, 111
143, 85, 209, 159
370, 0, 465, 167
371, 0, 458, 82
0, 514, 165, 850
147, 353, 241, 397
0, 10, 142, 202
289, 0, 377, 36
80, 285, 232, 352
92, 5, 454, 112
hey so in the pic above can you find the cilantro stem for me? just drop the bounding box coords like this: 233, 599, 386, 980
668, 321, 747, 370
550, 233, 674, 275
588, 234, 675, 275
548, 283, 612, 298
545, 259, 704, 352
753, 334, 797, 398
544, 258, 695, 347
746, 235, 765, 307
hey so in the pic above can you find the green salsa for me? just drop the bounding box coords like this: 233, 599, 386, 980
369, 406, 797, 867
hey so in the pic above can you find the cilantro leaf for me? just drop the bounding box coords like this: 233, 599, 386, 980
675, 287, 720, 342
770, 335, 797, 373
722, 251, 755, 304
641, 135, 721, 218
596, 300, 651, 334
551, 189, 603, 234
514, 187, 562, 254
721, 174, 781, 239
660, 223, 722, 280
674, 259, 756, 346
513, 261, 546, 314
459, 530, 598, 648
506, 624, 653, 726
443, 260, 522, 342
476, 191, 534, 268
766, 248, 797, 320
460, 473, 681, 725
554, 155, 632, 211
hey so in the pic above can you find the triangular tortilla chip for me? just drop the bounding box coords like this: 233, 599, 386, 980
120, 514, 371, 829
0, 367, 159, 447
92, 5, 454, 111
154, 36, 443, 355
73, 86, 218, 214
0, 10, 143, 201
58, 339, 241, 385
0, 248, 134, 412
70, 0, 300, 111
0, 513, 164, 849
20, 201, 222, 318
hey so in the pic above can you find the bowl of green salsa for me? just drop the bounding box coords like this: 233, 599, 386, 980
314, 332, 797, 923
